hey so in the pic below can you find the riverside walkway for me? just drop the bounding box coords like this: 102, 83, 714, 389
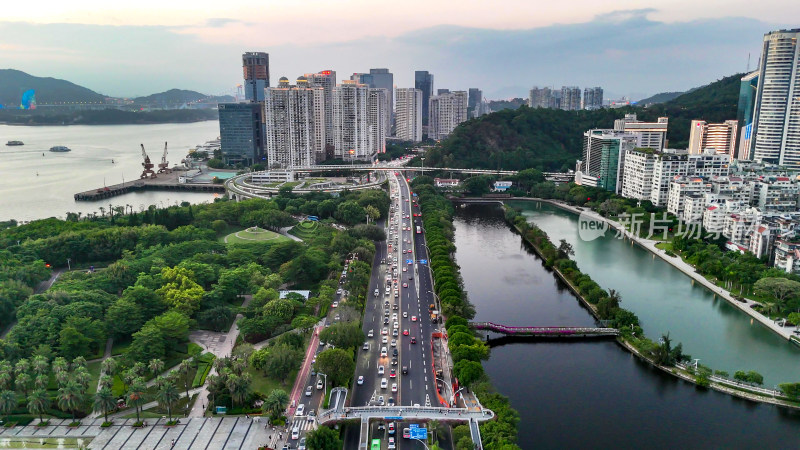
470, 322, 619, 337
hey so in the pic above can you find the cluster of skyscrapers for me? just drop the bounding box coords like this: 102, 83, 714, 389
219, 57, 478, 168
528, 86, 603, 110
576, 28, 800, 271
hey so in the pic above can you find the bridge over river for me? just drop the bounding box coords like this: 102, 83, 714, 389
470, 322, 619, 338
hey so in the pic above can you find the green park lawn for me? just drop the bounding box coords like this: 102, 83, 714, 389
223, 227, 290, 244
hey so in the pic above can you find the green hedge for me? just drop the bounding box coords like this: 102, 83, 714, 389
192, 352, 216, 388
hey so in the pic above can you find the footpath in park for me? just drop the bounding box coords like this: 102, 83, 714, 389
286, 324, 323, 417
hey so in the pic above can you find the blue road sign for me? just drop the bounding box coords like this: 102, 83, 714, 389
406, 259, 412, 264
409, 424, 418, 429
420, 259, 427, 264
384, 416, 403, 420
410, 428, 427, 439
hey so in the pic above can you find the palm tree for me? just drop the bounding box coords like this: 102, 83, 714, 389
0, 390, 17, 420
178, 359, 192, 408
262, 389, 289, 420
74, 368, 91, 391
71, 356, 87, 371
57, 381, 83, 423
52, 358, 68, 376
14, 358, 30, 377
607, 289, 622, 303
155, 381, 180, 423
27, 389, 49, 424
93, 387, 116, 424
15, 373, 31, 397
148, 359, 165, 378
153, 376, 169, 390
127, 379, 147, 424
34, 374, 48, 390
55, 371, 70, 388
32, 356, 49, 378
230, 358, 246, 376
132, 362, 147, 377
98, 374, 113, 391
100, 357, 117, 377
206, 375, 221, 409
0, 370, 12, 392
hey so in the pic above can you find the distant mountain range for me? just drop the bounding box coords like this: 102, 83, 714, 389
636, 91, 686, 106
133, 89, 234, 105
0, 69, 232, 108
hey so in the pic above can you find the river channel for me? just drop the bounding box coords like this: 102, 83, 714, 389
453, 202, 800, 448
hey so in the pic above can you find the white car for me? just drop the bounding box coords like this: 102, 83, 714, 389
403, 312, 408, 318
391, 383, 397, 392
357, 376, 364, 385
402, 267, 407, 272
368, 329, 374, 338
378, 365, 385, 375
391, 339, 397, 347
382, 336, 388, 344
295, 404, 305, 416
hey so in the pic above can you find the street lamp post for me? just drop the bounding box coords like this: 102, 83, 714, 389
318, 372, 328, 406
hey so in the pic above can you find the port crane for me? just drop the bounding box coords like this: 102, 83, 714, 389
140, 144, 157, 179
157, 141, 172, 174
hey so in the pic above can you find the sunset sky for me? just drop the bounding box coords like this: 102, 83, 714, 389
2, 1, 795, 99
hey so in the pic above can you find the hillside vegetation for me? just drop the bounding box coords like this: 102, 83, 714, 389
133, 89, 234, 105
0, 69, 106, 107
423, 73, 742, 172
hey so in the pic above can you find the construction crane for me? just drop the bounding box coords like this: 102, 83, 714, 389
157, 141, 172, 174
140, 144, 156, 179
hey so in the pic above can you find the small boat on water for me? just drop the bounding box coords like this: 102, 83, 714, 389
6, 140, 23, 146
49, 146, 71, 152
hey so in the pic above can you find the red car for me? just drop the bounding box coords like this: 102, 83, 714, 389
389, 369, 396, 378
403, 329, 409, 336
411, 316, 417, 322
410, 337, 416, 344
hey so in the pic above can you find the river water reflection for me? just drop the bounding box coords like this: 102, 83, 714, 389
453, 202, 800, 448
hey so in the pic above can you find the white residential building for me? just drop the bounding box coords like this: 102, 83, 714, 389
333, 80, 370, 160
305, 70, 337, 158
577, 130, 637, 194
395, 88, 423, 142
773, 240, 800, 275
367, 88, 388, 154
649, 149, 692, 207
692, 150, 731, 178
683, 195, 706, 224
621, 148, 656, 200
614, 113, 669, 150
263, 77, 326, 168
428, 91, 468, 141
750, 176, 800, 212
667, 176, 711, 217
723, 208, 761, 245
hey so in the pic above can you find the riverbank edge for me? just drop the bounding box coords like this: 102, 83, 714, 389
507, 197, 796, 343
495, 200, 800, 410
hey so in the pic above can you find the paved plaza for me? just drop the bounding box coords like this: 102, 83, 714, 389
0, 417, 271, 449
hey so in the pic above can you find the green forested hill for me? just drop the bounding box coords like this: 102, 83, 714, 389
423, 73, 742, 171
0, 69, 106, 107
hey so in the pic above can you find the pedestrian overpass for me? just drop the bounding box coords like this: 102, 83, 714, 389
470, 322, 619, 338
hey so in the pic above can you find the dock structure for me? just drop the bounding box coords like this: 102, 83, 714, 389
74, 171, 225, 201
469, 322, 619, 338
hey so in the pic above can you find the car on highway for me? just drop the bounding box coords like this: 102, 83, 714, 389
383, 317, 389, 325
389, 368, 396, 378
357, 376, 364, 385
381, 378, 388, 389
388, 422, 396, 435
393, 321, 399, 329
403, 312, 408, 318
363, 342, 369, 351
403, 329, 409, 335
402, 267, 407, 272
391, 383, 397, 392
411, 337, 417, 344
367, 329, 374, 338
393, 304, 398, 310
381, 347, 388, 357
411, 316, 417, 322
378, 396, 385, 406
402, 282, 408, 288
382, 336, 388, 344
393, 348, 398, 357
402, 366, 408, 374
392, 329, 399, 337
391, 357, 398, 366
305, 386, 312, 397
388, 397, 395, 407
382, 327, 388, 335
317, 378, 324, 389
295, 404, 305, 416
378, 365, 384, 375
403, 428, 411, 438
391, 339, 396, 347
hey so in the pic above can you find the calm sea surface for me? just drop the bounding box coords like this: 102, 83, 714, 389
0, 122, 220, 221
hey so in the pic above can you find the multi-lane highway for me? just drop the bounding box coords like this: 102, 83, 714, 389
343, 170, 449, 449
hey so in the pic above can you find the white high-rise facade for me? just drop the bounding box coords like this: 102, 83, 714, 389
263, 77, 326, 168
614, 114, 669, 150
429, 91, 468, 141
367, 88, 388, 154
395, 88, 422, 142
333, 81, 370, 160
752, 29, 800, 166
560, 86, 581, 111
305, 70, 336, 159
